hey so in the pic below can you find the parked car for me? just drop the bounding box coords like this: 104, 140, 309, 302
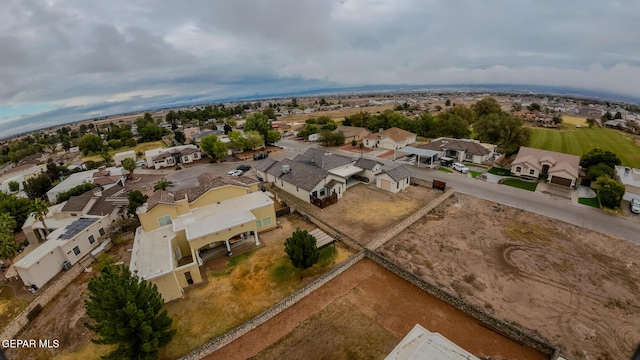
253, 152, 269, 160
439, 157, 454, 167
236, 164, 251, 171
135, 160, 146, 167
227, 169, 243, 176
631, 198, 640, 214
452, 162, 469, 174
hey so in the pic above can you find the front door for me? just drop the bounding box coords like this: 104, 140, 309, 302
542, 164, 550, 175
185, 271, 194, 285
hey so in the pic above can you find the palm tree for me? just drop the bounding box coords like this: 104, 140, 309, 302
153, 179, 174, 192
32, 198, 50, 236
0, 233, 19, 267
122, 157, 136, 180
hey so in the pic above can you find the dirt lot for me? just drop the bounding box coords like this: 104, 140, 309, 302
313, 184, 440, 245
212, 259, 547, 360
379, 193, 640, 360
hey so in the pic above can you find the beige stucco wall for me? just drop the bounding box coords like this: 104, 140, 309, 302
139, 205, 180, 232
175, 262, 202, 288
511, 163, 539, 178
190, 186, 249, 209
59, 217, 108, 265
150, 272, 184, 302
376, 173, 410, 193
15, 248, 66, 289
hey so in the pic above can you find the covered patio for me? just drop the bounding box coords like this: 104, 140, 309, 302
398, 147, 440, 168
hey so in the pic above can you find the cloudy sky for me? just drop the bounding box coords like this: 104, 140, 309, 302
1, 0, 639, 136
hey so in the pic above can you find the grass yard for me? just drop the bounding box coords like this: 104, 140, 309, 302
561, 116, 588, 125
438, 167, 453, 173
488, 167, 511, 176
530, 127, 640, 168
469, 170, 482, 178
501, 179, 538, 191
579, 197, 600, 208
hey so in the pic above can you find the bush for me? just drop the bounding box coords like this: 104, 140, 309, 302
594, 176, 625, 209
351, 139, 357, 147
56, 183, 97, 203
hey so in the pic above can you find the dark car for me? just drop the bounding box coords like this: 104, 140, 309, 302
253, 152, 269, 160
236, 164, 251, 171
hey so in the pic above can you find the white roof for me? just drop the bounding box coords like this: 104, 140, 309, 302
14, 238, 63, 269
616, 165, 640, 188
386, 324, 479, 360
130, 225, 175, 281
328, 164, 363, 178
172, 191, 273, 241
47, 169, 99, 195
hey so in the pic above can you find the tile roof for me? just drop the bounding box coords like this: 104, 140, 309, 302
294, 148, 353, 170
87, 185, 128, 216
384, 166, 412, 182
334, 126, 371, 138
354, 157, 381, 170
364, 127, 415, 142
418, 138, 490, 156
512, 147, 580, 179
93, 176, 121, 186
146, 190, 175, 210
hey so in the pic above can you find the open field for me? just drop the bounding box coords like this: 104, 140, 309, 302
212, 259, 548, 360
561, 116, 588, 125
277, 105, 394, 124
312, 184, 440, 244
380, 193, 640, 359
81, 140, 166, 162
530, 126, 640, 168
7, 216, 354, 360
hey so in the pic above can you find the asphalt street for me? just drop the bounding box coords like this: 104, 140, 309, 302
167, 138, 640, 244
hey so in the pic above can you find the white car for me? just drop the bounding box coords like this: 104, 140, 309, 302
631, 198, 640, 214
452, 162, 469, 174
227, 169, 243, 176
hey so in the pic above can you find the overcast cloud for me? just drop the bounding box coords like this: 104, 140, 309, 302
1, 0, 640, 135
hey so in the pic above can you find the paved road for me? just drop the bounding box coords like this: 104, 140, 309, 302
166, 140, 640, 244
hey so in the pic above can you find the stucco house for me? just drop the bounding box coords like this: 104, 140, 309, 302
131, 174, 276, 302
376, 166, 412, 193
144, 145, 202, 169
363, 127, 416, 150
16, 215, 110, 289
334, 126, 372, 142
417, 138, 496, 164
615, 165, 640, 201
256, 149, 384, 205
0, 163, 47, 195
510, 147, 580, 187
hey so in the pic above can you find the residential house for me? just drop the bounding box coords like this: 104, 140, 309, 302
113, 150, 136, 167
15, 216, 110, 289
614, 165, 640, 201
417, 138, 496, 164
183, 127, 201, 141
376, 166, 412, 193
0, 163, 47, 195
131, 174, 276, 302
353, 157, 383, 183
363, 127, 416, 150
334, 126, 372, 142
24, 184, 128, 245
510, 147, 580, 187
46, 167, 126, 204
144, 145, 202, 169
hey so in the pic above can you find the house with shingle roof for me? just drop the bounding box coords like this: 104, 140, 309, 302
132, 174, 275, 302
333, 126, 372, 142
417, 138, 496, 164
144, 145, 202, 169
376, 166, 412, 193
363, 127, 416, 150
510, 147, 580, 187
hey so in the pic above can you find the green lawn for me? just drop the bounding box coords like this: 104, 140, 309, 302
579, 197, 600, 208
488, 167, 512, 176
530, 127, 640, 168
501, 179, 538, 191
469, 170, 482, 178
438, 167, 453, 173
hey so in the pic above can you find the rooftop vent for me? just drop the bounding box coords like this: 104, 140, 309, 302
281, 165, 291, 174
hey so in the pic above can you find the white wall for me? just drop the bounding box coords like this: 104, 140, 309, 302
16, 248, 66, 289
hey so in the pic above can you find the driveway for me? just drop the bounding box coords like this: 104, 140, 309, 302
165, 159, 261, 190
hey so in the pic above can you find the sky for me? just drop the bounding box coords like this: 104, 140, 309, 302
1, 0, 640, 136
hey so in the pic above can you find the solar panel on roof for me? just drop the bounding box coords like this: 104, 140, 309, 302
59, 217, 99, 239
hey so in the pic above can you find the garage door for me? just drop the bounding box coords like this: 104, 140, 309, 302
380, 179, 391, 191
550, 176, 572, 187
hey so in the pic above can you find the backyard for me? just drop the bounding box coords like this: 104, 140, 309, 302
380, 193, 640, 360
6, 215, 355, 360
530, 126, 640, 168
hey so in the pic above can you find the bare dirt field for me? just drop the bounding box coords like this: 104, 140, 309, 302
379, 193, 640, 360
313, 184, 440, 244
212, 258, 548, 360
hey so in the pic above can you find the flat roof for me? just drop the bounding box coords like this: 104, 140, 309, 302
385, 324, 479, 360
328, 164, 363, 178
401, 147, 440, 158
14, 238, 62, 269
172, 191, 273, 241
616, 165, 640, 188
130, 225, 175, 281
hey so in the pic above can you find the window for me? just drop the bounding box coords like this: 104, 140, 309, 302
296, 187, 299, 192
529, 169, 535, 175
88, 235, 95, 245
73, 246, 80, 256
516, 166, 522, 172
396, 182, 399, 189
319, 189, 326, 197
406, 178, 409, 184
256, 220, 262, 229
465, 153, 473, 161
98, 228, 105, 236
194, 153, 200, 159
183, 156, 189, 162
158, 215, 172, 227
262, 217, 272, 226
